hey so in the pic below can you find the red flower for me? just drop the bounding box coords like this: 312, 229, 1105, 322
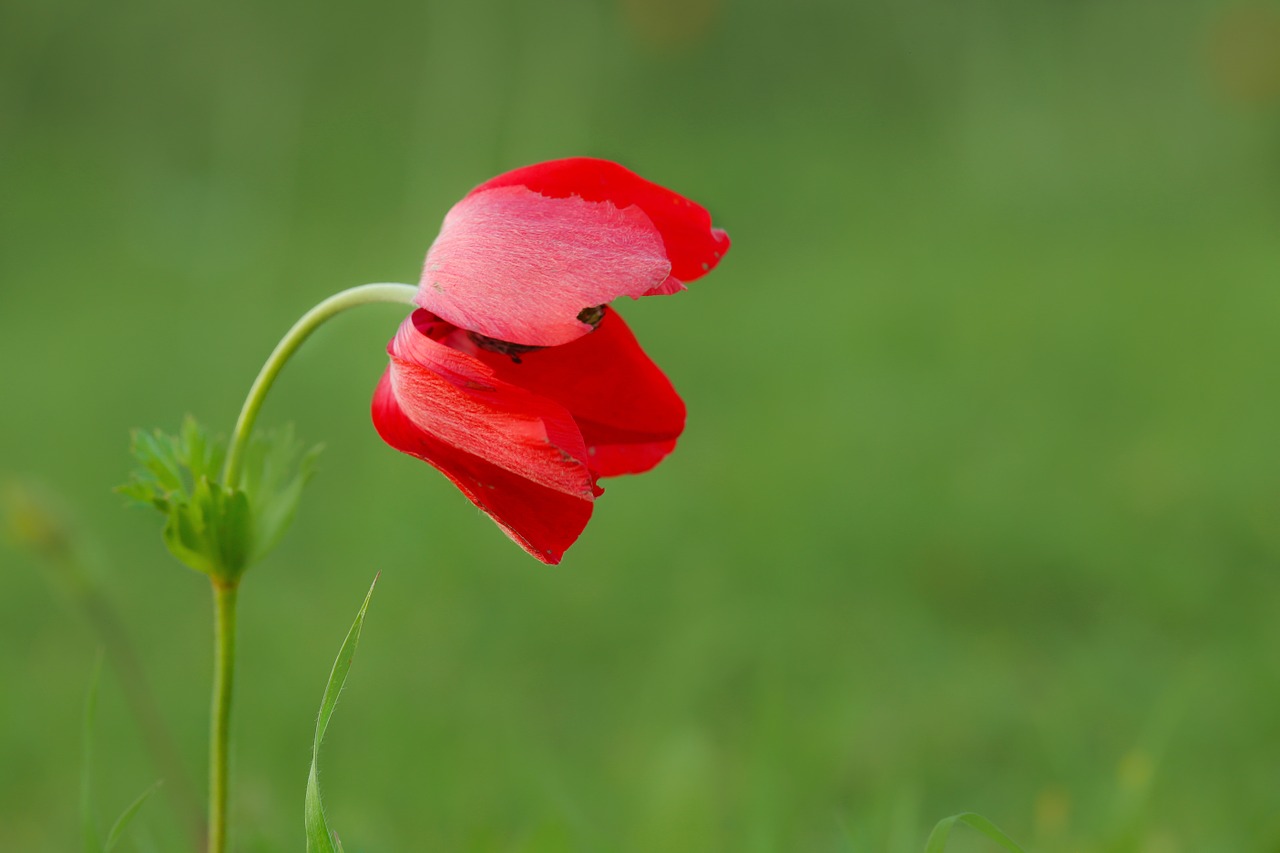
372, 158, 729, 563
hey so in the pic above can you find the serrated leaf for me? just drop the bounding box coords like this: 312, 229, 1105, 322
119, 433, 173, 510
133, 430, 184, 496
181, 417, 207, 477
305, 576, 378, 853
115, 480, 158, 508
924, 812, 1025, 853
239, 425, 323, 565
123, 418, 318, 581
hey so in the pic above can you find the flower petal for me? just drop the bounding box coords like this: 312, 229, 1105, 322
469, 157, 731, 286
419, 185, 671, 346
372, 371, 590, 564
437, 308, 686, 478
372, 311, 600, 562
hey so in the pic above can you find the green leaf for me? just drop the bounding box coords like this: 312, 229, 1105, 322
121, 419, 240, 579
119, 430, 180, 511
121, 417, 320, 582
239, 424, 322, 565
103, 782, 162, 853
924, 812, 1026, 853
305, 575, 379, 853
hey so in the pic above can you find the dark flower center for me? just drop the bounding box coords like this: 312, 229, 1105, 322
468, 305, 607, 364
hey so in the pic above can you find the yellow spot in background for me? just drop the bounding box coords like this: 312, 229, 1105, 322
1118, 749, 1153, 793
1207, 4, 1280, 103
621, 0, 722, 50
1033, 786, 1070, 836
2, 480, 73, 562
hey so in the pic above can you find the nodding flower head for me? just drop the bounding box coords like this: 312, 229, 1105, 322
373, 158, 729, 563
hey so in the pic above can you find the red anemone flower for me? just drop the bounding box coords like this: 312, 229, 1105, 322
372, 158, 729, 563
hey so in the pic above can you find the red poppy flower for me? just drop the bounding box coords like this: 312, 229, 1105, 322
372, 158, 729, 563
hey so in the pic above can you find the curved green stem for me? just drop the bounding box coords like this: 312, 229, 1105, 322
221, 282, 418, 489
207, 579, 238, 853
207, 281, 416, 853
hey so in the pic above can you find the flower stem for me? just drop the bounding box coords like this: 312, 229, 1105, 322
207, 281, 416, 852
221, 282, 418, 489
208, 579, 238, 853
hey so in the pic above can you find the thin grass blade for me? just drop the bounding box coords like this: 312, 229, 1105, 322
103, 781, 162, 852
305, 575, 379, 853
924, 812, 1025, 853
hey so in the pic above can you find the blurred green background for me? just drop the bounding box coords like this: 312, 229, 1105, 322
3, 0, 1280, 850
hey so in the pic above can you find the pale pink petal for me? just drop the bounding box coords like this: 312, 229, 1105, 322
470, 158, 731, 285
417, 185, 671, 346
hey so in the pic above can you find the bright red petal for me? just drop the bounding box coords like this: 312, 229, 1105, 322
439, 308, 686, 478
470, 157, 730, 286
372, 372, 590, 564
385, 312, 598, 497
419, 185, 670, 346
372, 311, 602, 562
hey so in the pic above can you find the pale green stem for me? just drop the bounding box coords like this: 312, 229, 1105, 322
206, 281, 417, 853
221, 282, 418, 489
208, 580, 237, 853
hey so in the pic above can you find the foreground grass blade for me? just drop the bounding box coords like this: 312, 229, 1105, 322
82, 653, 160, 853
305, 575, 379, 853
103, 782, 162, 852
925, 812, 1026, 853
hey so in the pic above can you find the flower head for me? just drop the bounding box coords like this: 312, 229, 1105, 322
373, 158, 729, 563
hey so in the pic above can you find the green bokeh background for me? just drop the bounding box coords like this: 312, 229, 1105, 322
4, 0, 1280, 850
